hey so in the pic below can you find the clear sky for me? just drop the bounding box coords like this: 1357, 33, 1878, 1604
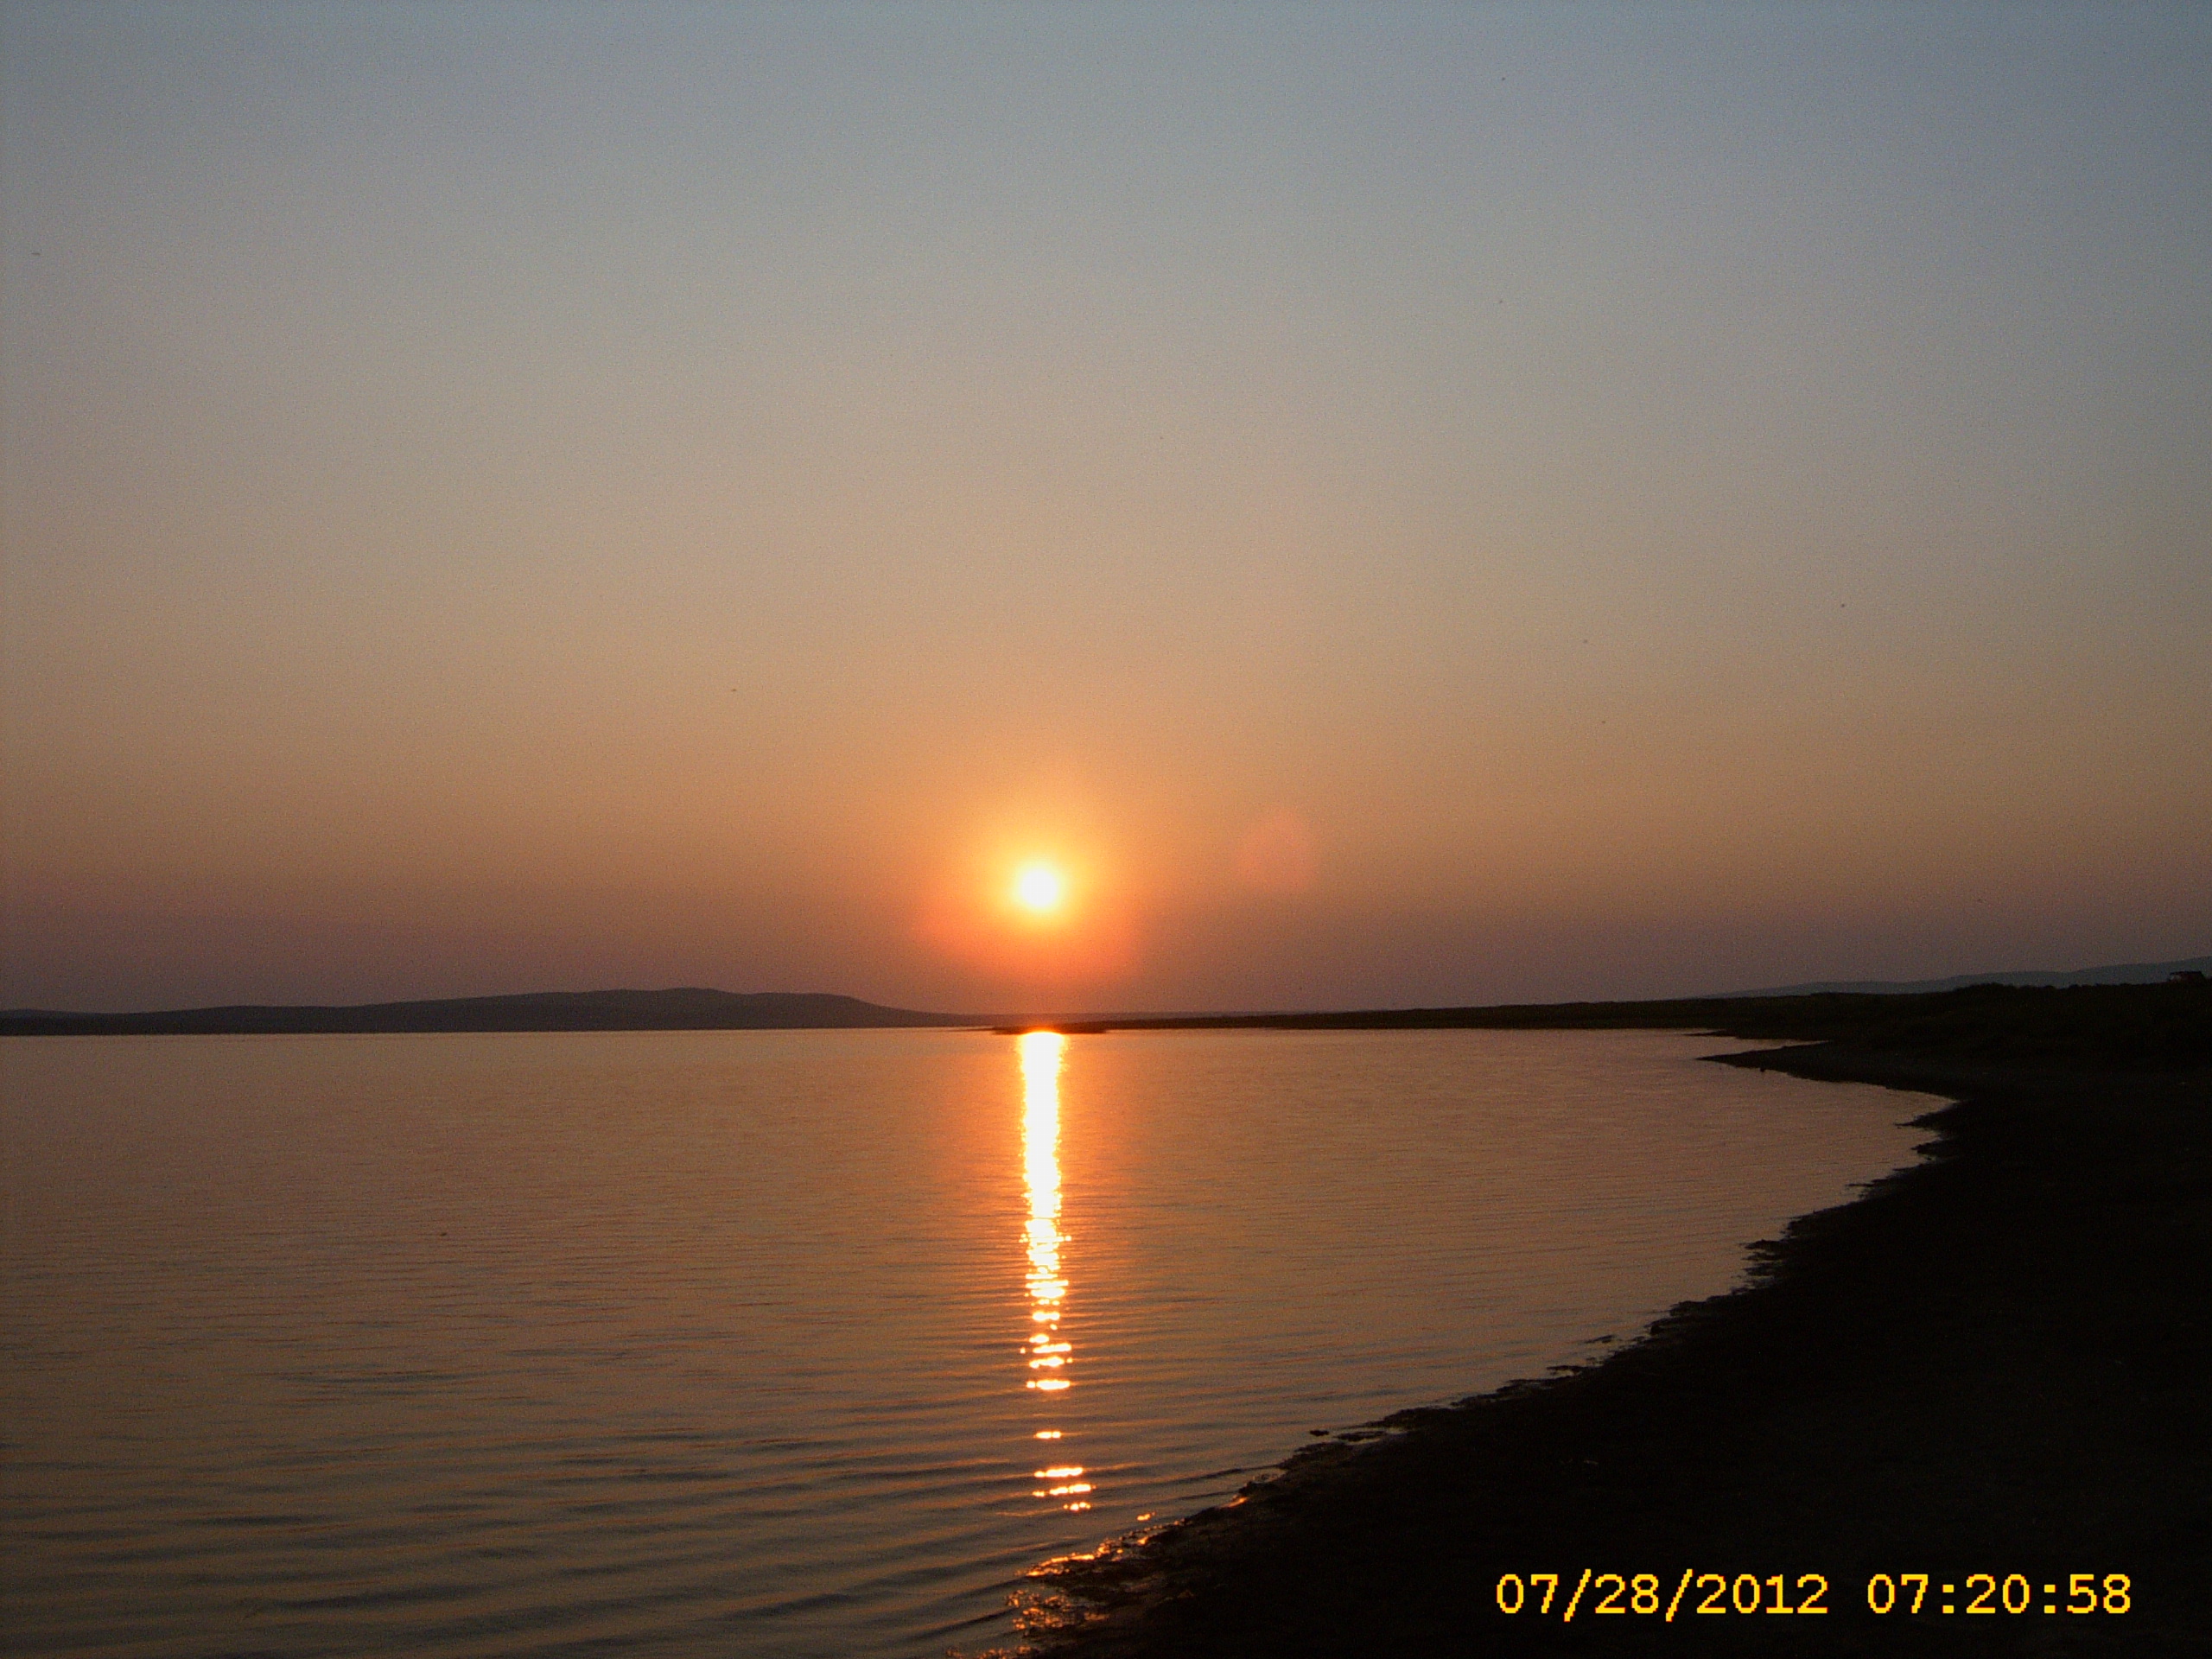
4, 2, 2207, 1014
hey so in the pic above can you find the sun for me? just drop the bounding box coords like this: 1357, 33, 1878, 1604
1013, 862, 1066, 914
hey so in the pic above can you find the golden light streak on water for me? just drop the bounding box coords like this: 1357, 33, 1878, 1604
1018, 1033, 1084, 1482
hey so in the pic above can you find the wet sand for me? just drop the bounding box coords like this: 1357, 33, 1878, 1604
1012, 1023, 2210, 1654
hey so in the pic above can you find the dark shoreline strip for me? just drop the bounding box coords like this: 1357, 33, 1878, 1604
1009, 1036, 2212, 1656
0, 987, 972, 1035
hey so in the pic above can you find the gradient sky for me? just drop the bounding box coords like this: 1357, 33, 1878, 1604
4, 2, 2208, 1014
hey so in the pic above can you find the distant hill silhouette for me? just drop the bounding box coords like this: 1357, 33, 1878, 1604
0, 988, 981, 1037
1719, 953, 2212, 997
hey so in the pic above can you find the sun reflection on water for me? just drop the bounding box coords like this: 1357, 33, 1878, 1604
1018, 1032, 1087, 1509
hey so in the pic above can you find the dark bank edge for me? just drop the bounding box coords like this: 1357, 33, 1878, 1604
988, 982, 2211, 1656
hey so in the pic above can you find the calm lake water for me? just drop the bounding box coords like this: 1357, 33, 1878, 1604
2, 1027, 1929, 1657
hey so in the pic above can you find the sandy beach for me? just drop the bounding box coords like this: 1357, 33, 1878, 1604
1014, 988, 2212, 1654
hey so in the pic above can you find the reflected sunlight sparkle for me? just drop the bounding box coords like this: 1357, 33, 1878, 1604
1017, 1033, 1084, 1488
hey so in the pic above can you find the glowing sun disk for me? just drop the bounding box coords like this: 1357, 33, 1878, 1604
1014, 863, 1065, 912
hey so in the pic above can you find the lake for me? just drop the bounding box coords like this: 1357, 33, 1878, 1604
1, 1027, 1929, 1656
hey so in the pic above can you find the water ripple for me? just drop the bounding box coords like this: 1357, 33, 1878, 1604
3, 1027, 1927, 1656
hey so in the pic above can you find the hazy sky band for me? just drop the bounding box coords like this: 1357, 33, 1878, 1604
3, 3, 2207, 1010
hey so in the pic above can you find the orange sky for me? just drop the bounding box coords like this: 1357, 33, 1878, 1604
3, 5, 2208, 1013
